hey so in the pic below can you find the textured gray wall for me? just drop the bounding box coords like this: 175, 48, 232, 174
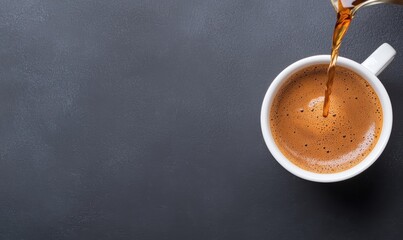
0, 0, 403, 239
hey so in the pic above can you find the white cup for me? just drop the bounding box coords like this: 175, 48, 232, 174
260, 43, 396, 183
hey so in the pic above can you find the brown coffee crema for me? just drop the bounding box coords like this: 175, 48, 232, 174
270, 64, 382, 173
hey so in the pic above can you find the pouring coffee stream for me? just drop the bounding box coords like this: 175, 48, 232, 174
323, 0, 403, 117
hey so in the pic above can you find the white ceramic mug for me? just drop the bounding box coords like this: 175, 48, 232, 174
261, 43, 396, 183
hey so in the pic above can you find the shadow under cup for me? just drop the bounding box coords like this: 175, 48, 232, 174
261, 55, 392, 183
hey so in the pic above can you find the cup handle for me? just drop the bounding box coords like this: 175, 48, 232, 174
361, 43, 396, 77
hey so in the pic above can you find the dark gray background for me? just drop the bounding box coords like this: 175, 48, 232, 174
0, 0, 403, 239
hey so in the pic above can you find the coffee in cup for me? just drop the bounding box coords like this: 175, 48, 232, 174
261, 43, 395, 182
270, 64, 382, 173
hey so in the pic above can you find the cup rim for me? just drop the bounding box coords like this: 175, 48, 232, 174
260, 55, 393, 183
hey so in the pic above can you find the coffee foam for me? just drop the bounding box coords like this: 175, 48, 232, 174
270, 64, 382, 173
